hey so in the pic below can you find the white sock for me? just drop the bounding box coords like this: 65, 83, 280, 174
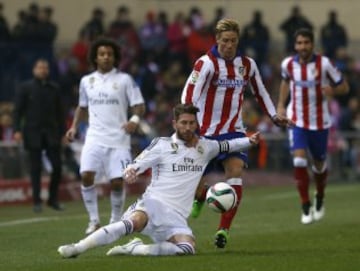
81, 185, 99, 223
76, 219, 133, 253
110, 189, 125, 223
131, 241, 194, 256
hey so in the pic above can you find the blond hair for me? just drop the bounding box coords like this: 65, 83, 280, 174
215, 18, 240, 37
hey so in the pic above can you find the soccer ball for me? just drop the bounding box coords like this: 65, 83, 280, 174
206, 182, 237, 213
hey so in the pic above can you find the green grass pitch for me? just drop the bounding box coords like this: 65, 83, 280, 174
0, 183, 359, 271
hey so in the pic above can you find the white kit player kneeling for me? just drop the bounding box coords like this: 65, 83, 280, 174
58, 104, 260, 258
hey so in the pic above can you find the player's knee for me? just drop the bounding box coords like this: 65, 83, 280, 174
110, 178, 123, 190
176, 242, 195, 255
293, 157, 307, 168
81, 171, 95, 186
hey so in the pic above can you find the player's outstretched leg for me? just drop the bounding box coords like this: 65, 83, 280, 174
214, 182, 242, 248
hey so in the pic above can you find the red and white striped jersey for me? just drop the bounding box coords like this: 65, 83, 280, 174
181, 46, 276, 136
281, 54, 344, 130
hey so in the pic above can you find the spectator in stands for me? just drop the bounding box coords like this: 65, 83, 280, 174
209, 7, 226, 33
71, 29, 90, 74
339, 97, 360, 177
36, 6, 57, 44
240, 10, 270, 66
167, 12, 191, 68
107, 5, 141, 72
186, 20, 215, 65
0, 2, 10, 41
13, 59, 65, 213
81, 7, 105, 42
12, 10, 27, 41
320, 10, 348, 59
0, 111, 14, 142
279, 6, 313, 53
138, 10, 168, 64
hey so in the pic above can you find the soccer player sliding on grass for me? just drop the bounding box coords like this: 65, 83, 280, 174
58, 104, 260, 258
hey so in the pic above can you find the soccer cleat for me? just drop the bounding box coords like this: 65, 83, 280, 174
58, 244, 80, 258
85, 221, 101, 235
301, 202, 313, 225
313, 196, 325, 221
190, 200, 204, 218
214, 229, 229, 248
106, 237, 144, 256
301, 211, 313, 224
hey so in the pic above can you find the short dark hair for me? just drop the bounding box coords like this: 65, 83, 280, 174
294, 28, 314, 43
173, 104, 199, 120
88, 38, 121, 69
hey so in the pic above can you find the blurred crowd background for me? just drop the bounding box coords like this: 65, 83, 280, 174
0, 1, 359, 182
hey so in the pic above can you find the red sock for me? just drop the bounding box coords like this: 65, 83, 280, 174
294, 167, 310, 204
313, 169, 327, 198
218, 185, 242, 230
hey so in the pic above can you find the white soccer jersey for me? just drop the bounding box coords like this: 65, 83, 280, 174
128, 134, 251, 218
181, 46, 276, 136
79, 68, 144, 148
281, 54, 343, 130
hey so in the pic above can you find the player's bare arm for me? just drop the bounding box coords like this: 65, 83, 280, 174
65, 107, 88, 142
322, 80, 349, 96
249, 131, 260, 145
277, 79, 290, 116
123, 103, 146, 134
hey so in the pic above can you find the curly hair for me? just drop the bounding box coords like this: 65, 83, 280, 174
88, 37, 121, 69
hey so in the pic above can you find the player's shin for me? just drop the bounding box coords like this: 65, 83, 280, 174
76, 219, 134, 252
218, 179, 242, 230
81, 184, 99, 223
110, 188, 125, 223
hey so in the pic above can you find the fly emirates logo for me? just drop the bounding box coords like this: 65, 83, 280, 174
172, 157, 203, 172
89, 92, 119, 105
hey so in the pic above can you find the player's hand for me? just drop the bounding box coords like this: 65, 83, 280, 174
122, 121, 138, 134
249, 131, 260, 145
123, 167, 137, 184
322, 85, 334, 96
271, 114, 293, 128
65, 127, 77, 142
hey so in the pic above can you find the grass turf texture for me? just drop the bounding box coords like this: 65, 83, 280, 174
0, 183, 359, 271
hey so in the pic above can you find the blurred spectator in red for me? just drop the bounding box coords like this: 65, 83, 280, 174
71, 29, 90, 74
186, 22, 215, 65
167, 12, 191, 67
107, 5, 141, 72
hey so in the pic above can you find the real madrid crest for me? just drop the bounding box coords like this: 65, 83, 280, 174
171, 143, 179, 154
113, 82, 119, 90
89, 77, 95, 88
197, 145, 204, 154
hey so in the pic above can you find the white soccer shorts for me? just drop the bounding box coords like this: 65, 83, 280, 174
122, 196, 194, 243
80, 143, 132, 180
